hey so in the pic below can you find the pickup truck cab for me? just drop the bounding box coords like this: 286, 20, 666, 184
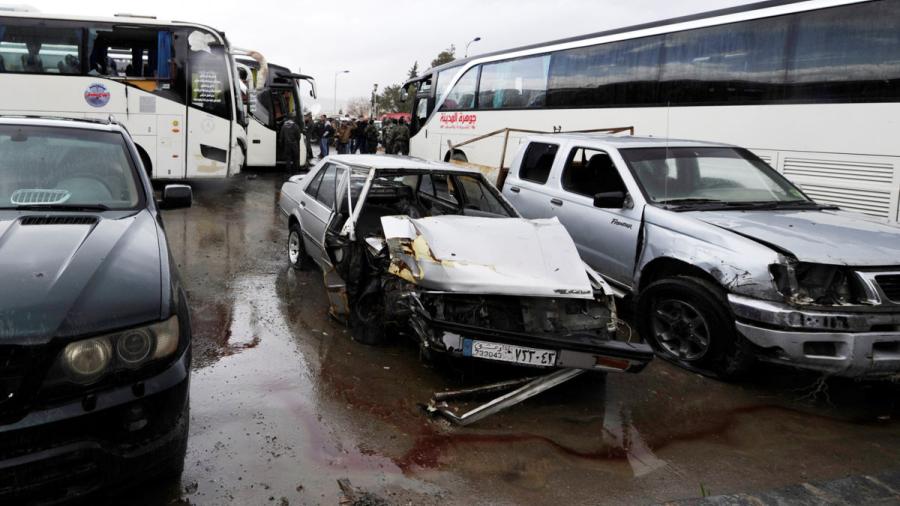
503, 134, 900, 379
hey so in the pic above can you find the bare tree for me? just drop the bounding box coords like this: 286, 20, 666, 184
345, 96, 371, 118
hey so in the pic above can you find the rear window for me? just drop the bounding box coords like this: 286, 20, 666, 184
519, 142, 559, 184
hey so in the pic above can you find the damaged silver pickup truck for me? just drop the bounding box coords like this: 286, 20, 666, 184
278, 155, 652, 373
503, 135, 900, 379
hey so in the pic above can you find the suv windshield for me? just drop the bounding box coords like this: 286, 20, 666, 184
620, 147, 810, 207
0, 124, 141, 210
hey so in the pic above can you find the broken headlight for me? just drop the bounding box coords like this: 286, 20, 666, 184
55, 316, 180, 385
770, 262, 866, 305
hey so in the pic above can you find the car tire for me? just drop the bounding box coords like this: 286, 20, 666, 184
349, 291, 386, 345
288, 222, 311, 271
636, 276, 753, 379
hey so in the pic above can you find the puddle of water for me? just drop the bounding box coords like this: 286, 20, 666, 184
179, 273, 441, 504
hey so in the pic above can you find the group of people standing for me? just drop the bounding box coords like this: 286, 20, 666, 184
309, 115, 410, 159
381, 118, 410, 156
312, 115, 378, 157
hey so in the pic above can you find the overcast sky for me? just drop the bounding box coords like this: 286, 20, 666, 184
29, 0, 756, 111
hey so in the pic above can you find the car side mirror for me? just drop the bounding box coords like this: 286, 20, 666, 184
288, 174, 306, 183
160, 184, 192, 210
400, 88, 409, 103
594, 191, 626, 209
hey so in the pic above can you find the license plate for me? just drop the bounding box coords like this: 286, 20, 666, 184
463, 339, 557, 367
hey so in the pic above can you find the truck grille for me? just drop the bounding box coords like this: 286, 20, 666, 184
876, 275, 900, 303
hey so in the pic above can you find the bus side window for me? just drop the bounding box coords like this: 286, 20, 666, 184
87, 27, 175, 81
0, 20, 82, 74
440, 66, 478, 111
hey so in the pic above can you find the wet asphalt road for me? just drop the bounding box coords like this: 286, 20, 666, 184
130, 171, 900, 505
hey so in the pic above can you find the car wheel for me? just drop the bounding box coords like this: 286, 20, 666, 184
349, 290, 386, 345
288, 222, 310, 270
636, 276, 753, 379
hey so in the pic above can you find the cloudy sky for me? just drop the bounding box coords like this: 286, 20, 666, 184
28, 0, 755, 110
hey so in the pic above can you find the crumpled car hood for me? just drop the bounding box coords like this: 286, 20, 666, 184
380, 215, 595, 298
688, 209, 900, 266
0, 210, 163, 344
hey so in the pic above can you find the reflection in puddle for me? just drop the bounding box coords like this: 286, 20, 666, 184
183, 273, 439, 504
603, 406, 667, 478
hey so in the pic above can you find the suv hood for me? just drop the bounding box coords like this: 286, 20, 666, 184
380, 215, 595, 298
0, 210, 163, 344
688, 209, 900, 266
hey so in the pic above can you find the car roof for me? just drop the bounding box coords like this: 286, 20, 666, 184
525, 133, 738, 150
0, 115, 126, 133
325, 154, 483, 174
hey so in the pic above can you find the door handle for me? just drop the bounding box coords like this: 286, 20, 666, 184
509, 186, 520, 193
300, 200, 306, 207
550, 198, 563, 206
252, 139, 261, 144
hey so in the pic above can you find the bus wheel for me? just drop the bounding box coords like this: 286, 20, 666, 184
137, 147, 153, 178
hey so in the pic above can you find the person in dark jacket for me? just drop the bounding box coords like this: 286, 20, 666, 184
279, 114, 302, 172
365, 120, 379, 154
354, 120, 369, 154
319, 116, 334, 158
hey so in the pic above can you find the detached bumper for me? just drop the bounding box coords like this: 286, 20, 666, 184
423, 320, 653, 373
0, 350, 190, 503
729, 294, 900, 377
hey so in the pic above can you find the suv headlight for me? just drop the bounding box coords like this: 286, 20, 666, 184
58, 316, 180, 385
770, 262, 866, 305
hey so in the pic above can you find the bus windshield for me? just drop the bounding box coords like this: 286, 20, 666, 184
620, 147, 810, 206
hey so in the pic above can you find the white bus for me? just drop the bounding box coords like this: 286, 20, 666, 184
0, 9, 247, 179
236, 57, 316, 169
404, 0, 900, 222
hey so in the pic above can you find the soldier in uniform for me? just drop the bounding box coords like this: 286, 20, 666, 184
383, 119, 396, 155
393, 118, 410, 156
279, 114, 302, 172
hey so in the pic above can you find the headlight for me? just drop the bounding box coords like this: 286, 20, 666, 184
117, 329, 153, 365
770, 262, 864, 305
58, 316, 180, 385
63, 338, 112, 383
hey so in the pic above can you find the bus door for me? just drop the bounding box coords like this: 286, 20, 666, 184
406, 74, 434, 138
273, 72, 316, 168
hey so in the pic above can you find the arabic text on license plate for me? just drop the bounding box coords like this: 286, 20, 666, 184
464, 339, 557, 366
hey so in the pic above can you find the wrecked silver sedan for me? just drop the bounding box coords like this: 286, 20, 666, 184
279, 155, 652, 373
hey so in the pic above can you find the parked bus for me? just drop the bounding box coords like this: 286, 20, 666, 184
0, 8, 247, 179
235, 57, 316, 169
404, 0, 900, 222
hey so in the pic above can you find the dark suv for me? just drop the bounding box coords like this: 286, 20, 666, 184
0, 116, 193, 502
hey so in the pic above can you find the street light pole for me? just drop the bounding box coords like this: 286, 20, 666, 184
371, 83, 378, 119
464, 37, 482, 58
333, 70, 350, 115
